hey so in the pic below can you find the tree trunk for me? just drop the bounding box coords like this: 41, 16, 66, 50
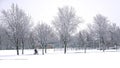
84, 47, 86, 53
84, 44, 86, 53
102, 43, 106, 52
45, 45, 47, 53
64, 41, 67, 54
22, 40, 24, 54
16, 39, 19, 55
103, 47, 105, 52
102, 41, 105, 52
16, 45, 19, 55
42, 48, 44, 55
84, 48, 86, 53
22, 46, 24, 54
42, 45, 44, 55
115, 44, 118, 51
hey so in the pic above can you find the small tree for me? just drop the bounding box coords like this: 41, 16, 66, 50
35, 22, 53, 55
78, 30, 91, 53
53, 6, 81, 54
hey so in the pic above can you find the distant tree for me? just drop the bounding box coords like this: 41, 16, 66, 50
0, 23, 11, 50
35, 22, 53, 55
93, 14, 109, 52
53, 6, 81, 54
109, 23, 120, 50
87, 24, 96, 49
1, 4, 31, 55
78, 30, 92, 53
78, 30, 86, 52
29, 30, 36, 49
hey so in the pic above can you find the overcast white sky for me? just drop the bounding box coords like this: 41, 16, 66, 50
0, 0, 120, 28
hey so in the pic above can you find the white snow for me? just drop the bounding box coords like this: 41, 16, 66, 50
0, 49, 120, 68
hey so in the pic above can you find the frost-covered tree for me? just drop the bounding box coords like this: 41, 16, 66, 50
1, 4, 31, 55
77, 30, 93, 53
109, 23, 120, 50
93, 14, 109, 51
29, 30, 36, 49
0, 23, 11, 49
53, 6, 81, 54
20, 17, 31, 55
78, 30, 86, 52
35, 22, 53, 55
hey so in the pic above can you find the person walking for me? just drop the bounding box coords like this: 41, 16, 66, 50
34, 48, 38, 55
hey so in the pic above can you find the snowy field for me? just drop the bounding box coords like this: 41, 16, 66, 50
0, 49, 120, 68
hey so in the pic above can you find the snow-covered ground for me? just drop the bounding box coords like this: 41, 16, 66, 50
0, 49, 120, 68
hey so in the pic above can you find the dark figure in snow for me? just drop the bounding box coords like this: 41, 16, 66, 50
34, 48, 38, 55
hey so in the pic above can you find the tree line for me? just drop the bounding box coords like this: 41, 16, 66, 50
0, 4, 120, 55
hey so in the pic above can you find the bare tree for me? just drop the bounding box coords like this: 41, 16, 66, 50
35, 22, 53, 55
1, 4, 31, 55
53, 6, 81, 54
